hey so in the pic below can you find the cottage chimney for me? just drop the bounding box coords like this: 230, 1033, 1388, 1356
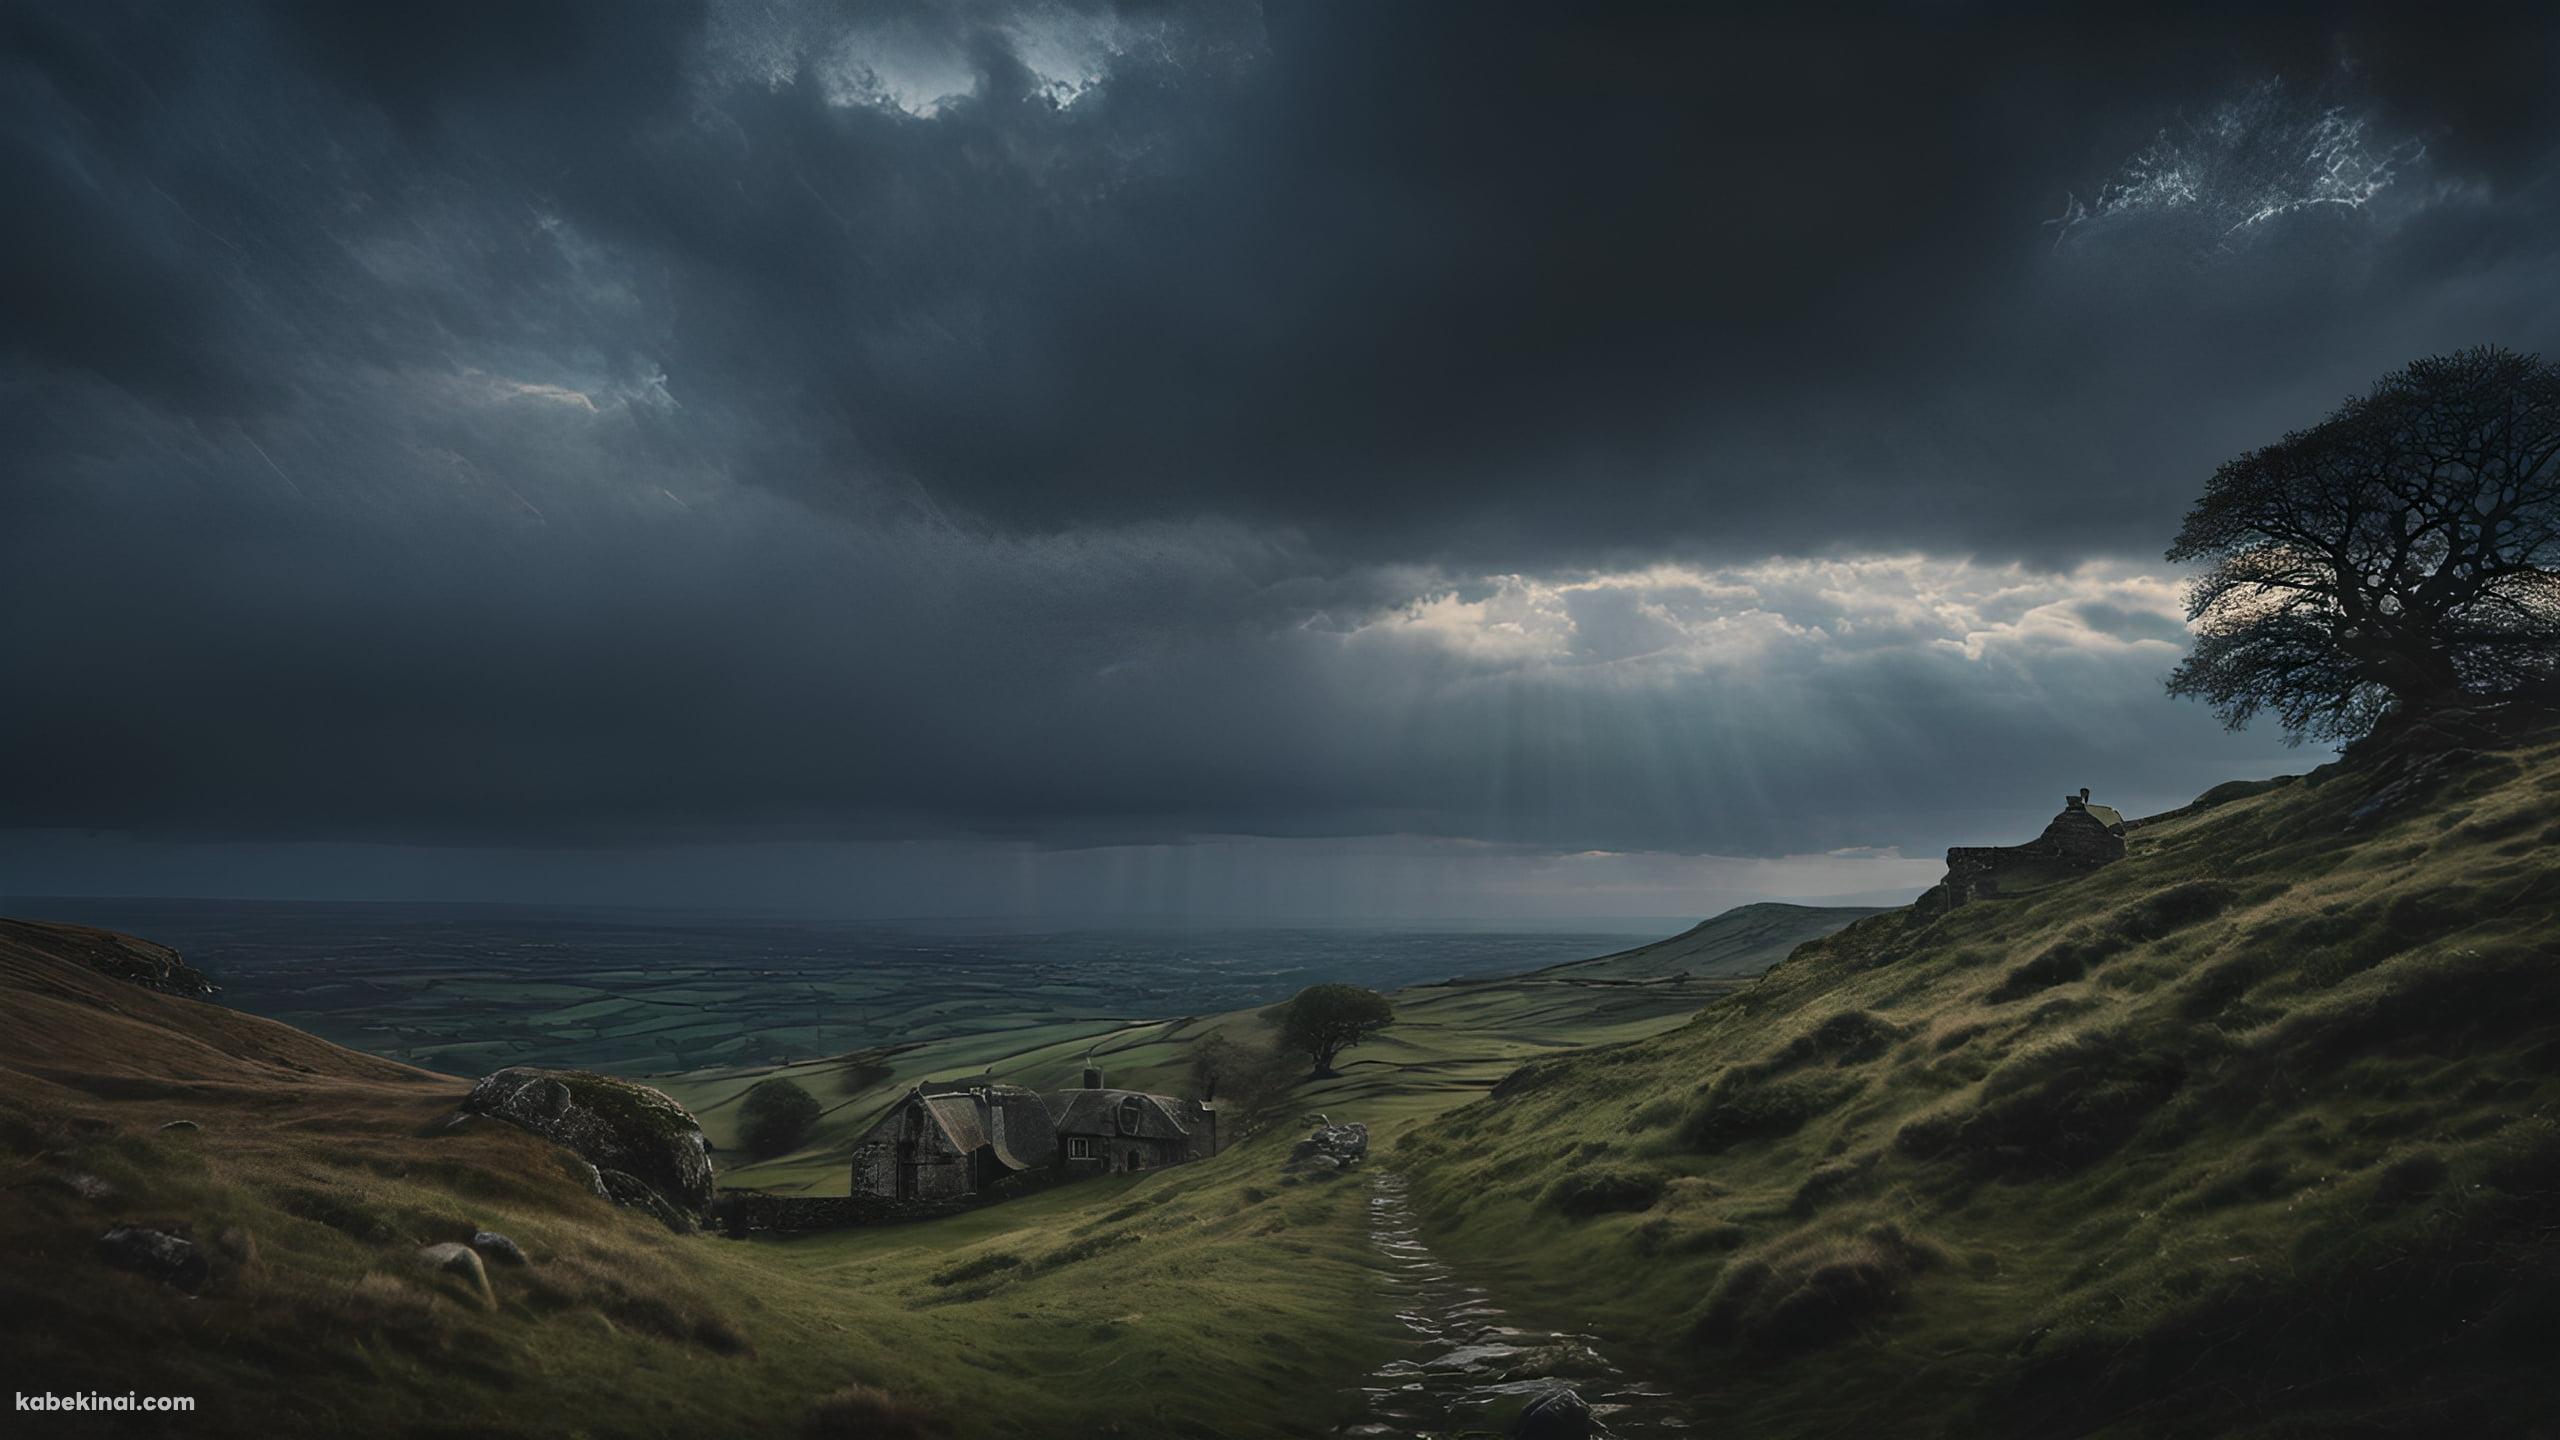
1083, 1064, 1105, 1090
2080, 787, 2092, 803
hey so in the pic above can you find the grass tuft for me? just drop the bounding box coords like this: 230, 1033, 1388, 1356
803, 1384, 946, 1439
1541, 1165, 1666, 1218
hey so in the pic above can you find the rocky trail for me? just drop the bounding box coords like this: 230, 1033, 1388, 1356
1342, 1170, 1693, 1439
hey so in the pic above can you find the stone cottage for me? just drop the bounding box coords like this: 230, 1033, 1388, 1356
1937, 787, 2129, 909
848, 1065, 1218, 1202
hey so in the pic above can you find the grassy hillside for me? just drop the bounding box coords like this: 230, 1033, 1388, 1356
0, 905, 1804, 1437
665, 941, 1756, 1193
1538, 903, 1887, 981
1399, 715, 2560, 1437
0, 919, 1399, 1439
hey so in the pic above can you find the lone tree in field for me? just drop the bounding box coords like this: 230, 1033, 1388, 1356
2167, 345, 2560, 743
1187, 1029, 1303, 1134
1278, 983, 1395, 1078
737, 1077, 823, 1158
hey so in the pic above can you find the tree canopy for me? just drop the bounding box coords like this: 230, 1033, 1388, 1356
1277, 984, 1395, 1078
737, 1077, 822, 1158
1188, 1029, 1304, 1134
2166, 346, 2560, 743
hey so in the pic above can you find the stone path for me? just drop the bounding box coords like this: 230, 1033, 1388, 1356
1341, 1171, 1693, 1438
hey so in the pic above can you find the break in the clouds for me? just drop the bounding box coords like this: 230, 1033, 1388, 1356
4, 1, 2557, 914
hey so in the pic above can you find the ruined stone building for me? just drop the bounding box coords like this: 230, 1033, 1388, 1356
848, 1065, 1218, 1202
1937, 788, 2129, 909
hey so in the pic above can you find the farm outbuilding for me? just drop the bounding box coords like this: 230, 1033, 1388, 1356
848, 1065, 1217, 1202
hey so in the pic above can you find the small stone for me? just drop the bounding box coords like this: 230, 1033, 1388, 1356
159, 1120, 201, 1132
61, 1172, 121, 1203
418, 1242, 494, 1307
98, 1227, 209, 1293
1511, 1386, 1595, 1440
470, 1230, 528, 1266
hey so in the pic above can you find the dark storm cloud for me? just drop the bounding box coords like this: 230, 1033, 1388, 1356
1, 0, 2555, 884
11, 0, 2557, 555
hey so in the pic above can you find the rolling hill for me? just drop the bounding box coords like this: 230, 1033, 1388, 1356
1397, 708, 2560, 1437
656, 906, 1869, 1195
11, 709, 2552, 1439
1536, 902, 1888, 981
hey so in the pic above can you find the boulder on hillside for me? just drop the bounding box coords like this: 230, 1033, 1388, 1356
98, 1227, 209, 1293
418, 1242, 494, 1307
469, 1230, 528, 1267
461, 1067, 715, 1220
1287, 1118, 1369, 1172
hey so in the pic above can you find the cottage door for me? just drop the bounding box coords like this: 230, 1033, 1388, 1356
896, 1140, 918, 1200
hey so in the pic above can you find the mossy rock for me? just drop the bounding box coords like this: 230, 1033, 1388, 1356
462, 1067, 714, 1216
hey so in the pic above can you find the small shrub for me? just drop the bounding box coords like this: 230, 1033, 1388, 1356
1744, 1010, 1906, 1077
738, 1079, 824, 1159
2378, 886, 2488, 942
1789, 1155, 1878, 1216
1693, 1225, 1941, 1354
1896, 1028, 2185, 1176
2179, 950, 2286, 1018
2259, 945, 2560, 1074
1990, 940, 2108, 1003
1680, 1074, 1860, 1154
804, 1385, 945, 1440
2120, 881, 2238, 940
1995, 885, 2239, 1007
1627, 1097, 1684, 1131
1541, 1165, 1666, 1218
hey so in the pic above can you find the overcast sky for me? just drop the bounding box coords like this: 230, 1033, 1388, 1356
5, 1, 2557, 919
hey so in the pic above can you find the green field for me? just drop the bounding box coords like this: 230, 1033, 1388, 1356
0, 903, 1868, 1437
659, 924, 1815, 1193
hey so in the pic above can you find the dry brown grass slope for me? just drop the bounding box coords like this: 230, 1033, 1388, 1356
0, 918, 1395, 1440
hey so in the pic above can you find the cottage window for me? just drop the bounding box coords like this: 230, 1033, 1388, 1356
1068, 1136, 1097, 1159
